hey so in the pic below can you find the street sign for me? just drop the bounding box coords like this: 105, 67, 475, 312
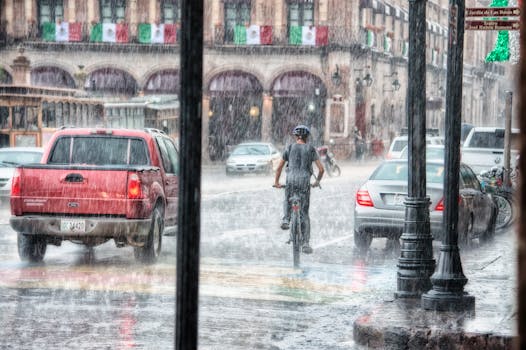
466, 7, 520, 17
465, 20, 520, 30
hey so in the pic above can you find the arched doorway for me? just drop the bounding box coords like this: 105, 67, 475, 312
144, 69, 179, 95
31, 66, 75, 88
208, 71, 263, 161
0, 69, 12, 84
271, 71, 326, 148
85, 68, 138, 97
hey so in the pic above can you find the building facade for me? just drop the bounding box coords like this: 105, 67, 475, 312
0, 0, 511, 160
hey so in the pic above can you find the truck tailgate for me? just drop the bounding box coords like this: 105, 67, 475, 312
17, 167, 130, 215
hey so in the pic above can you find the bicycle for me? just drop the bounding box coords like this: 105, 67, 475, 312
274, 182, 320, 268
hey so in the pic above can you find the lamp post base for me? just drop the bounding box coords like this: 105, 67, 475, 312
422, 289, 475, 312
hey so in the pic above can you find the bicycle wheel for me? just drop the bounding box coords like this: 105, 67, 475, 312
494, 194, 513, 230
290, 211, 301, 268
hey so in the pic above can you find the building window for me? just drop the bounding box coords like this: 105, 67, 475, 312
39, 0, 64, 24
224, 1, 251, 43
288, 1, 314, 28
162, 0, 181, 24
100, 0, 126, 23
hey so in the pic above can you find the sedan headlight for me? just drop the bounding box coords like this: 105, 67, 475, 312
226, 159, 236, 165
257, 159, 268, 163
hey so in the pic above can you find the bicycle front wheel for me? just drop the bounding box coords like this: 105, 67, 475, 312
494, 194, 513, 230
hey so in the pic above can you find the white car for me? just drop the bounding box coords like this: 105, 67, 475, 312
386, 135, 444, 159
0, 147, 44, 205
225, 142, 281, 176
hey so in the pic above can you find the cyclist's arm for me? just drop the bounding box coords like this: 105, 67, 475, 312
274, 159, 286, 187
313, 159, 324, 186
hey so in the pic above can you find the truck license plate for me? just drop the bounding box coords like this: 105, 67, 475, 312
60, 219, 86, 233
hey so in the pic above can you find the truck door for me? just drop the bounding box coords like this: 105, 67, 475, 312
156, 136, 179, 226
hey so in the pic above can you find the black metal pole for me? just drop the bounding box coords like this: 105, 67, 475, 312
421, 0, 474, 311
395, 0, 436, 298
176, 0, 203, 349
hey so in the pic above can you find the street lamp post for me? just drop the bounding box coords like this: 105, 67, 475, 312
421, 0, 475, 311
395, 0, 436, 298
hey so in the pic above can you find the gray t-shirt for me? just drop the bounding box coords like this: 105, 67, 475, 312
283, 143, 319, 187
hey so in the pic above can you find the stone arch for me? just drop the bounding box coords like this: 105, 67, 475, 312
85, 67, 139, 96
30, 66, 76, 88
0, 68, 13, 84
270, 70, 327, 147
206, 70, 264, 161
143, 69, 179, 95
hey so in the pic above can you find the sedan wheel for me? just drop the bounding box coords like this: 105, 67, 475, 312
354, 230, 372, 251
459, 215, 473, 247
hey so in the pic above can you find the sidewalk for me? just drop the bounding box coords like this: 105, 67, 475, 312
353, 229, 517, 349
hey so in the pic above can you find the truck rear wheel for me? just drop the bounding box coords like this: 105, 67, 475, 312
134, 206, 163, 264
17, 233, 47, 262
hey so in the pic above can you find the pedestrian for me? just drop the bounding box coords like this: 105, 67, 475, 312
353, 126, 365, 162
273, 124, 324, 254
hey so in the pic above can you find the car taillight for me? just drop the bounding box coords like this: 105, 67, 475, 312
11, 168, 21, 196
127, 173, 143, 199
356, 189, 374, 207
434, 196, 462, 211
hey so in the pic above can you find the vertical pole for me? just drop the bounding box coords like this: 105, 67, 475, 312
518, 0, 526, 344
421, 0, 474, 311
176, 0, 203, 349
395, 0, 436, 298
503, 91, 512, 188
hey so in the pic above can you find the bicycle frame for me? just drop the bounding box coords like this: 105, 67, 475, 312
289, 193, 304, 268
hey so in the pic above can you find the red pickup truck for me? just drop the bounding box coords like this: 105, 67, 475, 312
9, 128, 179, 263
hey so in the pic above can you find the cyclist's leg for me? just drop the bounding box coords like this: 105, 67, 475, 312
300, 187, 313, 253
281, 185, 291, 229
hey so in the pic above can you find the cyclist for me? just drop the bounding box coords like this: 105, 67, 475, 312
273, 124, 324, 254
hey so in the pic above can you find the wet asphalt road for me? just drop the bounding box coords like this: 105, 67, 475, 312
0, 160, 516, 349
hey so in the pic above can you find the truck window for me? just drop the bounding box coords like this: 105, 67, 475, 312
156, 136, 178, 174
49, 136, 149, 165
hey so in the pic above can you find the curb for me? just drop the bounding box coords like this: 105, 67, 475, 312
353, 299, 516, 349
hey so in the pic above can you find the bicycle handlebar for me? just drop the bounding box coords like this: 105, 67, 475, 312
272, 183, 322, 189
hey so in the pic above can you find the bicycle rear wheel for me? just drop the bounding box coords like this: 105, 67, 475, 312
290, 212, 301, 268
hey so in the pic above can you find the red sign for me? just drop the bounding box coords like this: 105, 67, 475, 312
466, 7, 520, 17
465, 20, 520, 30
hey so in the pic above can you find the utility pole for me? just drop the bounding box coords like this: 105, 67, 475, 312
422, 0, 475, 311
176, 0, 203, 349
396, 0, 436, 298
503, 91, 513, 187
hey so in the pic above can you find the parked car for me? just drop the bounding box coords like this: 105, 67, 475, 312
0, 147, 44, 205
399, 144, 445, 160
225, 142, 281, 176
385, 136, 443, 159
354, 159, 497, 250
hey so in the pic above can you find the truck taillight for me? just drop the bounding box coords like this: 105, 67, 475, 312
127, 173, 143, 199
11, 169, 21, 196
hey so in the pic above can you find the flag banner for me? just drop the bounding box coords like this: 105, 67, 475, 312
366, 30, 375, 47
234, 25, 273, 45
90, 23, 128, 43
289, 26, 328, 46
138, 23, 176, 44
384, 36, 392, 52
42, 22, 82, 42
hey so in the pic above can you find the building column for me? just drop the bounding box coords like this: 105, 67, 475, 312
261, 92, 273, 142
5, 0, 13, 36
202, 94, 211, 163
149, 0, 157, 23
87, 0, 95, 23
129, 0, 137, 37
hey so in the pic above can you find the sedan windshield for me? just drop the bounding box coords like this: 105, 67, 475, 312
0, 151, 42, 165
371, 162, 445, 184
232, 145, 269, 156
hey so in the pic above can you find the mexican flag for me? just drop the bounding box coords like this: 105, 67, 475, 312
138, 23, 177, 44
234, 25, 272, 45
42, 22, 82, 42
289, 26, 328, 46
366, 30, 375, 47
90, 23, 129, 43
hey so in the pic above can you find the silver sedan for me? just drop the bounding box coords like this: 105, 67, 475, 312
353, 159, 497, 250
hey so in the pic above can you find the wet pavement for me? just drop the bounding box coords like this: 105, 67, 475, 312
0, 158, 518, 349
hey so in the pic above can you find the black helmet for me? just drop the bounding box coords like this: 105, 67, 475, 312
292, 125, 310, 137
